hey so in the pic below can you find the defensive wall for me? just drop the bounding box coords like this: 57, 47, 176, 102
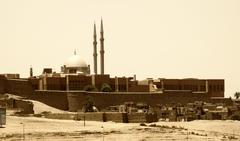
0, 77, 68, 110
0, 77, 231, 112
2, 78, 34, 97
31, 91, 68, 110
67, 91, 211, 112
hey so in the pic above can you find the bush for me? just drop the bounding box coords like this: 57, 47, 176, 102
149, 124, 156, 127
140, 123, 147, 126
101, 83, 112, 92
231, 114, 240, 120
83, 85, 98, 92
82, 96, 94, 112
33, 114, 43, 117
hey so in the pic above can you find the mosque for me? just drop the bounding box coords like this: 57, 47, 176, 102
0, 20, 226, 111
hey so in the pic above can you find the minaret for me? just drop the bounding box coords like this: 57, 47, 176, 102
100, 19, 105, 75
93, 22, 98, 74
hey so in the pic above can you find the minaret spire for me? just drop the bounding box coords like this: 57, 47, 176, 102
93, 22, 98, 74
100, 19, 105, 75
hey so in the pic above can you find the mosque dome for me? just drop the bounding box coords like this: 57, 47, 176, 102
64, 54, 88, 68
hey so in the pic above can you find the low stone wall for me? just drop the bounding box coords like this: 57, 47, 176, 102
104, 112, 128, 123
56, 112, 158, 123
76, 112, 105, 121
0, 98, 34, 114
127, 113, 147, 123
127, 113, 158, 123
14, 99, 34, 114
44, 113, 77, 120
145, 113, 158, 123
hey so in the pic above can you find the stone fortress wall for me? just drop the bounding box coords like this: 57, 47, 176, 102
67, 91, 228, 112
0, 77, 231, 112
0, 76, 68, 110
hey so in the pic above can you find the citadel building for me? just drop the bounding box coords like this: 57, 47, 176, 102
0, 20, 226, 112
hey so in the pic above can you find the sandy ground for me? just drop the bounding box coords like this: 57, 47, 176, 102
1, 95, 239, 141
1, 116, 240, 141
29, 100, 71, 114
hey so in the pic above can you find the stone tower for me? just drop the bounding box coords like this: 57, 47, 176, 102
100, 19, 105, 75
93, 22, 98, 74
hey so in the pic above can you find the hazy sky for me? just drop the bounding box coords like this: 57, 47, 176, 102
0, 0, 239, 97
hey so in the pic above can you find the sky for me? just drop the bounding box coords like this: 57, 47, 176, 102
0, 0, 239, 97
